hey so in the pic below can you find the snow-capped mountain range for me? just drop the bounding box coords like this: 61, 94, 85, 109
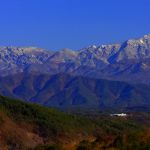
1, 34, 150, 110
1, 34, 150, 84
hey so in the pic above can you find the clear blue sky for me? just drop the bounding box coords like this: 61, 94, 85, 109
0, 0, 150, 50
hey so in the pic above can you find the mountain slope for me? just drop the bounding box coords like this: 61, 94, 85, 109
1, 73, 150, 111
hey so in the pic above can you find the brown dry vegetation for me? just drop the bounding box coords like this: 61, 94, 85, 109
0, 96, 150, 150
0, 111, 43, 149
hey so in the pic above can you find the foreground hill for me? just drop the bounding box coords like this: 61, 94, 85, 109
0, 95, 150, 150
0, 73, 150, 111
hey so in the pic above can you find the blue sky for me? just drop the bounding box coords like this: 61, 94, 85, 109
0, 0, 150, 50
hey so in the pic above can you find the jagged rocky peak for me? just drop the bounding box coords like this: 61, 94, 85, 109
2, 46, 53, 53
79, 45, 97, 53
89, 45, 97, 49
79, 43, 120, 57
48, 48, 78, 62
0, 46, 53, 68
60, 48, 78, 55
80, 34, 150, 57
110, 34, 150, 62
143, 34, 150, 39
125, 34, 150, 45
87, 45, 97, 49
98, 44, 120, 55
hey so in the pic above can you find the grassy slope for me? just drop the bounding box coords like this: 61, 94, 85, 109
0, 95, 150, 150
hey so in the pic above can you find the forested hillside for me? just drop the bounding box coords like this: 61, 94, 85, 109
0, 95, 149, 150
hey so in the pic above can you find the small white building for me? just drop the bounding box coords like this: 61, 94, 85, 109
110, 113, 127, 117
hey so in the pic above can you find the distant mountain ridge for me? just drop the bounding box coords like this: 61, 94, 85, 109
1, 34, 150, 84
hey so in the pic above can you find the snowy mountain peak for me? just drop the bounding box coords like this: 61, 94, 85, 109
1, 34, 150, 81
143, 34, 150, 39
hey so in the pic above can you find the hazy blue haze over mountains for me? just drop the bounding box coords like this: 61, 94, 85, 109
1, 35, 150, 111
